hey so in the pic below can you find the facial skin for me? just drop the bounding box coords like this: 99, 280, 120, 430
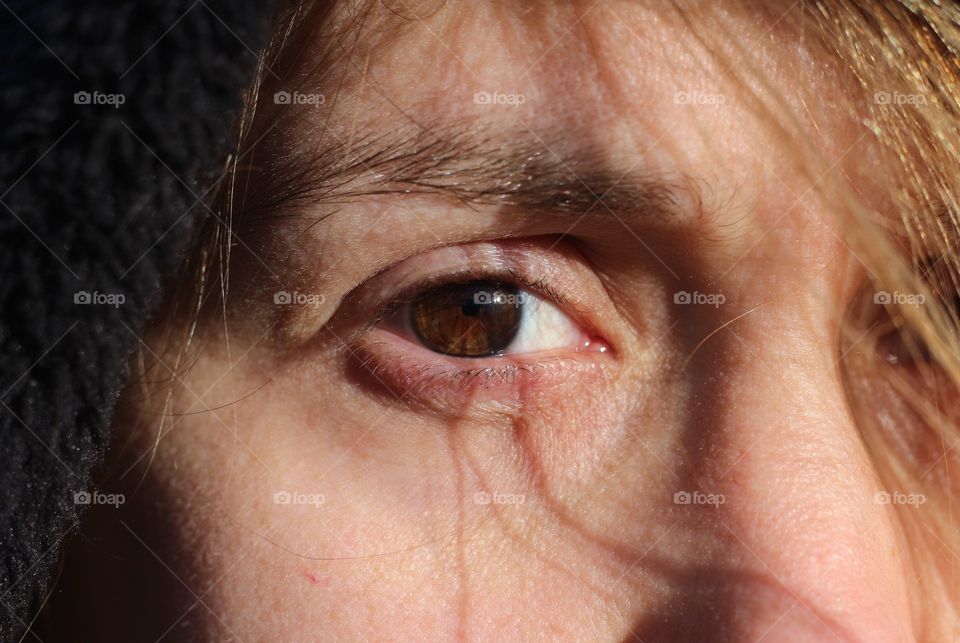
45, 1, 941, 641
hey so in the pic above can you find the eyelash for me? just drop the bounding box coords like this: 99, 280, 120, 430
362, 349, 582, 391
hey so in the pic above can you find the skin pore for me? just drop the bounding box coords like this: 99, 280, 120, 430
43, 1, 950, 641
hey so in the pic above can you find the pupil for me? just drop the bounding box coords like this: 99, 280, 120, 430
410, 281, 523, 357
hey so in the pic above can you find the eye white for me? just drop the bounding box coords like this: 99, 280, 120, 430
502, 291, 582, 355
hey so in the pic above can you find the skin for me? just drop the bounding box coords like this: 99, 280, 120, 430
43, 1, 947, 641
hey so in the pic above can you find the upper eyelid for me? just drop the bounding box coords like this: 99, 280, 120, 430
397, 269, 570, 308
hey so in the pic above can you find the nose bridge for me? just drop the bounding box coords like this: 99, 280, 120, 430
665, 314, 916, 642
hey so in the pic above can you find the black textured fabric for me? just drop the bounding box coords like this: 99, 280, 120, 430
0, 0, 278, 637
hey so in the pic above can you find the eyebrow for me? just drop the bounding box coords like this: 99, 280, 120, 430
241, 121, 697, 224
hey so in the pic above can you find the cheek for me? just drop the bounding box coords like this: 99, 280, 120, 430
267, 328, 682, 559
140, 340, 676, 633
130, 390, 470, 638
115, 262, 917, 643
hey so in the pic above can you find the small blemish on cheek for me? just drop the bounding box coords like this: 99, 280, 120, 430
302, 571, 330, 587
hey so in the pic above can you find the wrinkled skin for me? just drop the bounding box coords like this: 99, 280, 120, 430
46, 2, 939, 641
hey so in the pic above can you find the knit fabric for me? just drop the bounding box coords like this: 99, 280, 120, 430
0, 0, 278, 636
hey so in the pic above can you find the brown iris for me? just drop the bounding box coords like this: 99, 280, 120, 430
410, 281, 523, 357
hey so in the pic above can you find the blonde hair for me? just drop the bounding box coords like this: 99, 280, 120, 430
826, 3, 960, 637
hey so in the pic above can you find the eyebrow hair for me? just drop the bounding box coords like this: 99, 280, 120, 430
238, 120, 698, 225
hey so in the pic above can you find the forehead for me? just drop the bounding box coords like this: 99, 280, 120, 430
286, 1, 835, 126
256, 0, 873, 245
277, 2, 858, 174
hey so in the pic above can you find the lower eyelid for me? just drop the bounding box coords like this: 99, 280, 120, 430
350, 326, 613, 413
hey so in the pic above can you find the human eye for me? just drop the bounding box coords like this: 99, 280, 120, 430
332, 237, 617, 409
386, 278, 606, 358
865, 254, 960, 368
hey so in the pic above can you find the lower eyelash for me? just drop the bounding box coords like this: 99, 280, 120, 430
350, 335, 599, 408
360, 341, 540, 388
